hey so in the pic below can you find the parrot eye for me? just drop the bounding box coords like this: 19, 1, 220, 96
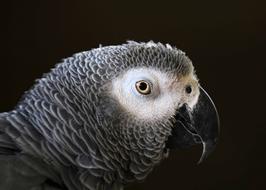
135, 80, 151, 95
185, 85, 192, 94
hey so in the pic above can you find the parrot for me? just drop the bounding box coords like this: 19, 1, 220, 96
0, 41, 219, 190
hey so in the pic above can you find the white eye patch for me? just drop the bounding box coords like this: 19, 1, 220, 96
110, 68, 181, 121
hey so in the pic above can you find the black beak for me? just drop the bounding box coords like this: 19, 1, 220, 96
166, 86, 220, 163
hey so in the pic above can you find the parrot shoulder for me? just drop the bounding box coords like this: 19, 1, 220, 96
0, 113, 65, 189
0, 112, 19, 155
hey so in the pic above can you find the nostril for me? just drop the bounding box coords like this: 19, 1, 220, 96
185, 85, 192, 94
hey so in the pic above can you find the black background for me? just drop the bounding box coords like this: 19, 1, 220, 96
0, 1, 265, 189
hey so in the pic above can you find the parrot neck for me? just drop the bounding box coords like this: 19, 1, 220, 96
5, 109, 171, 189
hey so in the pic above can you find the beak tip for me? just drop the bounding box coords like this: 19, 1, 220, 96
197, 138, 218, 164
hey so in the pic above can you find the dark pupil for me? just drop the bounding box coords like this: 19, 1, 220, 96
186, 85, 192, 94
139, 82, 147, 91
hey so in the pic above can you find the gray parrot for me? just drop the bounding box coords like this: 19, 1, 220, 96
0, 41, 219, 190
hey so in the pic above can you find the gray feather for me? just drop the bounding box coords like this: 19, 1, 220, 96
0, 41, 192, 190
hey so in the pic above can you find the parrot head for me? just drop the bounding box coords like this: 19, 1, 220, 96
81, 41, 220, 181
13, 41, 219, 188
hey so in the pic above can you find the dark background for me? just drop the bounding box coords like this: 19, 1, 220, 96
0, 0, 265, 189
